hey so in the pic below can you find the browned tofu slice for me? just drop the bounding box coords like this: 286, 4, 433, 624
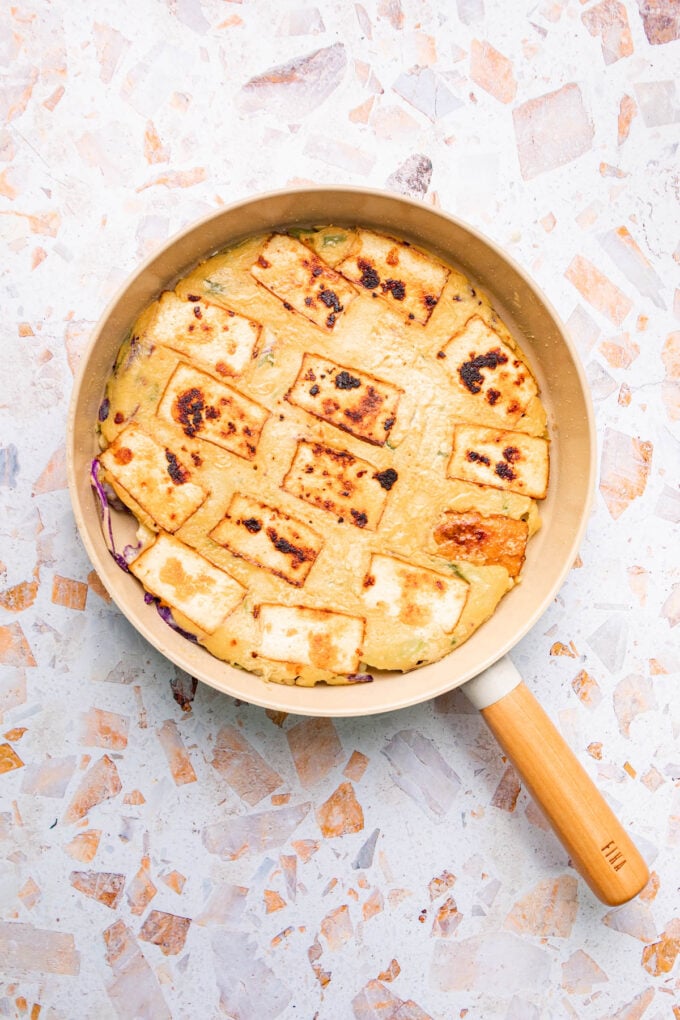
257, 604, 365, 674
149, 291, 261, 378
336, 229, 449, 324
433, 511, 529, 577
439, 316, 538, 425
285, 353, 402, 446
249, 234, 356, 331
156, 363, 269, 460
362, 554, 468, 633
99, 424, 207, 533
209, 493, 323, 587
448, 425, 549, 499
282, 440, 398, 530
129, 533, 245, 634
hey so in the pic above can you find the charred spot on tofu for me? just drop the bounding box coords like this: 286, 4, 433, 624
382, 278, 405, 301
337, 229, 449, 324
165, 449, 189, 484
319, 289, 342, 312
334, 371, 361, 390
441, 316, 539, 426
175, 386, 205, 438
494, 462, 516, 481
449, 425, 549, 499
373, 467, 398, 491
286, 353, 402, 447
210, 494, 323, 587
250, 234, 356, 331
99, 425, 208, 534
157, 364, 268, 461
358, 258, 380, 289
282, 440, 393, 530
459, 348, 509, 394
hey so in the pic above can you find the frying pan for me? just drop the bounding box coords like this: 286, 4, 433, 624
67, 186, 649, 905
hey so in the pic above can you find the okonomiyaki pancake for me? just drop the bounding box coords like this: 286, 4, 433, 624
96, 225, 549, 686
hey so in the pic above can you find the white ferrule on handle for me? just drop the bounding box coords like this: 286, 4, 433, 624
463, 656, 522, 710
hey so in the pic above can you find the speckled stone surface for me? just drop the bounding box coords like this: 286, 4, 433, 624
1, 2, 679, 1017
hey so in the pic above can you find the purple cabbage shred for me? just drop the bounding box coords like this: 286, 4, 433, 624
144, 593, 198, 643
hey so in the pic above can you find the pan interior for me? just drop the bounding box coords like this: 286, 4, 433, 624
67, 187, 595, 717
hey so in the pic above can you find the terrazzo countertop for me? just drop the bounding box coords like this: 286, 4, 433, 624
1, 1, 679, 1017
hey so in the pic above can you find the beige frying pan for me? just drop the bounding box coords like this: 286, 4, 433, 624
67, 187, 649, 905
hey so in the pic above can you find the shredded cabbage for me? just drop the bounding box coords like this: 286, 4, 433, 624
144, 593, 198, 643
91, 459, 196, 643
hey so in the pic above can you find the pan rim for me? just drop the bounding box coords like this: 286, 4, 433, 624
67, 185, 597, 717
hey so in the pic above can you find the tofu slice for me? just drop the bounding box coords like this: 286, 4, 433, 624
258, 604, 365, 674
362, 553, 468, 633
448, 425, 549, 499
433, 510, 529, 577
210, 493, 323, 587
130, 533, 245, 634
250, 234, 356, 331
336, 229, 450, 325
286, 352, 402, 446
439, 316, 538, 425
99, 424, 207, 533
282, 440, 398, 530
149, 290, 261, 377
157, 363, 269, 460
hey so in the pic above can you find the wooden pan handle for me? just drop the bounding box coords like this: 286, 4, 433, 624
479, 679, 649, 905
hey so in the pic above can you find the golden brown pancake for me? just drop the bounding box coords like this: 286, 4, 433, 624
97, 225, 549, 686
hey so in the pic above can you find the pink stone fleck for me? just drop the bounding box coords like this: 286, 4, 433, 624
0, 921, 80, 975
599, 428, 653, 519
618, 94, 637, 143
287, 717, 343, 788
513, 84, 594, 180
636, 0, 680, 45
316, 781, 364, 837
237, 43, 347, 118
211, 724, 282, 805
428, 870, 456, 901
320, 903, 353, 950
561, 948, 608, 993
565, 255, 633, 326
139, 910, 191, 956
126, 856, 158, 916
70, 871, 125, 909
661, 331, 680, 420
490, 764, 521, 811
470, 39, 517, 103
80, 707, 129, 750
613, 673, 657, 737
103, 920, 170, 1018
431, 896, 462, 937
156, 719, 197, 786
63, 754, 122, 824
571, 669, 603, 709
582, 0, 634, 64
602, 898, 657, 942
18, 876, 41, 910
505, 875, 579, 938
